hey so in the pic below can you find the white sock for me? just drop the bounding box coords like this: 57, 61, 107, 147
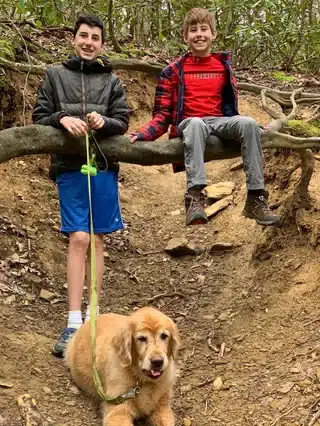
85, 305, 100, 323
67, 311, 83, 329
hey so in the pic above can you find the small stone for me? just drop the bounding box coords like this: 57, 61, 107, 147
170, 210, 181, 216
39, 289, 56, 301
183, 417, 192, 426
296, 379, 312, 389
293, 261, 302, 270
205, 182, 235, 200
65, 400, 76, 407
103, 251, 110, 258
213, 376, 223, 391
180, 384, 192, 393
4, 295, 15, 305
218, 311, 229, 321
28, 276, 42, 285
165, 238, 198, 257
278, 381, 294, 394
69, 385, 80, 395
26, 294, 36, 302
43, 387, 52, 394
202, 315, 215, 320
205, 197, 232, 219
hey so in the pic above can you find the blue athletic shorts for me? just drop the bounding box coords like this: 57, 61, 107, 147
56, 170, 123, 234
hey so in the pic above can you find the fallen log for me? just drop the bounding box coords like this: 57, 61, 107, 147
1, 125, 320, 166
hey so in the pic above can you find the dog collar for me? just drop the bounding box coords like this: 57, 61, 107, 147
106, 383, 141, 405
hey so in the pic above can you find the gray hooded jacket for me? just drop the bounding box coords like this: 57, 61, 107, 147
32, 55, 129, 179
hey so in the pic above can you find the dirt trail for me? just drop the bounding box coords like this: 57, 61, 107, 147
1, 94, 320, 426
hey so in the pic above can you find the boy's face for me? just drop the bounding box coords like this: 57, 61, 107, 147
184, 22, 216, 57
72, 23, 104, 61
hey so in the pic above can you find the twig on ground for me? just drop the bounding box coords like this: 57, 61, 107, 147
146, 291, 184, 304
306, 105, 320, 123
136, 249, 162, 256
269, 403, 297, 426
219, 342, 226, 358
207, 337, 219, 353
308, 410, 320, 426
304, 316, 320, 327
125, 269, 141, 284
194, 377, 214, 389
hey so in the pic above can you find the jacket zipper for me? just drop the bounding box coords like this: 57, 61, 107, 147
80, 60, 87, 120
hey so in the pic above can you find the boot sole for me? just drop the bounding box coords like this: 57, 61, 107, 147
187, 218, 208, 226
242, 210, 280, 227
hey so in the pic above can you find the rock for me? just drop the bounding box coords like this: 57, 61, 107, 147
205, 196, 233, 219
39, 289, 56, 302
183, 417, 192, 426
165, 238, 198, 257
42, 387, 52, 394
278, 381, 294, 394
209, 242, 237, 254
230, 160, 244, 171
180, 384, 192, 393
3, 295, 15, 305
205, 181, 235, 200
69, 385, 81, 395
170, 209, 181, 216
65, 400, 76, 406
218, 311, 230, 321
26, 294, 36, 302
213, 376, 223, 391
296, 379, 312, 389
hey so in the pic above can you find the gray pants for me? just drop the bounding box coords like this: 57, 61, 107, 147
177, 116, 265, 191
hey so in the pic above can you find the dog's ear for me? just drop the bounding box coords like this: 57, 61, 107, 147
112, 322, 134, 367
169, 322, 181, 360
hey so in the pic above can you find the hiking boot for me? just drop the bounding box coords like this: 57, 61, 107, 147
185, 192, 208, 226
243, 191, 280, 226
52, 327, 77, 358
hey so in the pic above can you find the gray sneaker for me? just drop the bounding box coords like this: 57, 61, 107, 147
52, 327, 76, 358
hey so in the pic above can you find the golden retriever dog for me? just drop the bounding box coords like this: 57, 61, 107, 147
65, 307, 180, 426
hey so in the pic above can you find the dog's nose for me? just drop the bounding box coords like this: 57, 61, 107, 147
150, 357, 164, 369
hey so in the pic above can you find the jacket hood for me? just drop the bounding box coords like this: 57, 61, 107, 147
62, 55, 113, 73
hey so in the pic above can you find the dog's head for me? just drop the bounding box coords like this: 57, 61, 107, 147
112, 307, 180, 381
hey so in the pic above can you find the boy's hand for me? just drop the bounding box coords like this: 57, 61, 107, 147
87, 111, 104, 130
128, 132, 138, 144
60, 116, 88, 136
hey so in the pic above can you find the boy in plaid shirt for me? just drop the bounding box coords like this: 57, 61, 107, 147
130, 8, 279, 227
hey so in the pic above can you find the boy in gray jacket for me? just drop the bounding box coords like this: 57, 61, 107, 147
33, 13, 129, 357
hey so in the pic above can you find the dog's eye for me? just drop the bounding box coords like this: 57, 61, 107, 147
137, 336, 147, 343
160, 333, 168, 340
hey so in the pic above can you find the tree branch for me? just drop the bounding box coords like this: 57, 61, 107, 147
1, 125, 320, 166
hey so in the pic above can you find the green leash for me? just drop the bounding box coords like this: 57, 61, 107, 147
84, 131, 141, 405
